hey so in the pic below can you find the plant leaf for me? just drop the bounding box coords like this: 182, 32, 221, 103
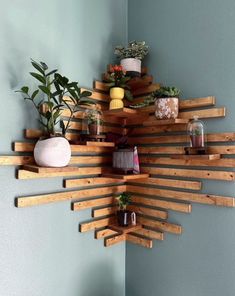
32, 89, 39, 99
30, 72, 46, 84
31, 60, 45, 75
81, 90, 92, 97
46, 69, 58, 77
38, 85, 51, 96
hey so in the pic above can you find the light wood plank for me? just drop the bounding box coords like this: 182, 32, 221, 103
104, 234, 126, 247
69, 156, 111, 165
86, 141, 115, 147
128, 185, 235, 207
132, 228, 164, 241
92, 206, 117, 217
126, 233, 153, 248
80, 216, 116, 232
23, 165, 79, 173
109, 223, 142, 234
128, 177, 201, 190
129, 124, 187, 134
143, 118, 189, 126
95, 228, 118, 239
17, 167, 103, 179
72, 196, 115, 211
16, 185, 126, 207
102, 173, 149, 180
128, 205, 168, 219
171, 154, 221, 160
65, 177, 124, 188
138, 216, 182, 234
0, 156, 34, 165
131, 195, 191, 213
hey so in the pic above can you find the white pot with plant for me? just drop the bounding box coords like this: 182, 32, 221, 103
16, 60, 93, 167
114, 41, 149, 77
151, 86, 181, 119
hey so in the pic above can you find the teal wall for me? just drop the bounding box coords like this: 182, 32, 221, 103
127, 1, 235, 296
0, 1, 127, 295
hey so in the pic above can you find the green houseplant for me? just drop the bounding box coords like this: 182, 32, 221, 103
16, 59, 93, 167
116, 192, 131, 226
114, 41, 149, 77
103, 65, 133, 109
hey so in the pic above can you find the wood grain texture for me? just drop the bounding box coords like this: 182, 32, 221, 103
95, 228, 118, 239
72, 196, 115, 211
131, 228, 164, 241
69, 156, 112, 165
126, 233, 153, 248
104, 234, 126, 247
16, 185, 126, 207
0, 156, 34, 165
80, 216, 116, 232
65, 177, 124, 188
138, 216, 182, 234
23, 165, 79, 173
128, 185, 235, 207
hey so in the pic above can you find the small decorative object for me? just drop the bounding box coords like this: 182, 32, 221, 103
16, 59, 93, 167
116, 192, 131, 227
187, 115, 205, 148
131, 212, 137, 226
83, 106, 103, 136
114, 41, 149, 77
103, 65, 133, 109
152, 86, 180, 119
113, 145, 139, 174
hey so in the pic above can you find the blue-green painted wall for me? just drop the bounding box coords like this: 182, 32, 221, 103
0, 1, 127, 295
127, 1, 235, 296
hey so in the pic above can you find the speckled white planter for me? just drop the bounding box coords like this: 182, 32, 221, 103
155, 97, 179, 119
120, 58, 141, 76
34, 137, 71, 167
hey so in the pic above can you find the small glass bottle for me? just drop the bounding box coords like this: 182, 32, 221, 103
187, 115, 205, 148
82, 106, 102, 136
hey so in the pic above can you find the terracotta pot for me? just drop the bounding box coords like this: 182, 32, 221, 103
34, 136, 71, 167
190, 135, 204, 148
121, 58, 141, 77
117, 210, 129, 227
155, 97, 179, 119
109, 87, 124, 110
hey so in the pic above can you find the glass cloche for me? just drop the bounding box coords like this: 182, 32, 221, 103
187, 115, 205, 148
82, 106, 103, 136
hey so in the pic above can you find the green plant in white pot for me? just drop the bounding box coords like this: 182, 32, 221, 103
16, 59, 93, 167
114, 41, 149, 77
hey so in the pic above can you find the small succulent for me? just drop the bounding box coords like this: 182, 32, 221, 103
116, 192, 131, 211
114, 41, 149, 60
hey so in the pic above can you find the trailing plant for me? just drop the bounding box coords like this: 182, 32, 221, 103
129, 86, 181, 109
116, 192, 131, 211
114, 41, 149, 60
103, 65, 133, 101
16, 59, 94, 137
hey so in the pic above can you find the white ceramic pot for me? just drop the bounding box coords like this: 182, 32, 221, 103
120, 58, 141, 77
155, 97, 179, 119
34, 137, 71, 167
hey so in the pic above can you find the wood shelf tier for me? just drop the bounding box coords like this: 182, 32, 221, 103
23, 165, 79, 174
102, 173, 149, 180
143, 118, 189, 126
108, 223, 142, 234
171, 154, 221, 160
103, 107, 139, 118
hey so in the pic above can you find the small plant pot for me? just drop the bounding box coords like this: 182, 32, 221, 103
34, 136, 71, 167
109, 87, 125, 110
190, 135, 205, 148
120, 58, 141, 77
155, 97, 179, 119
88, 123, 99, 135
117, 210, 129, 227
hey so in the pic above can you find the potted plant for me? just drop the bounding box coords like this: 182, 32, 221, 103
16, 59, 93, 167
103, 65, 133, 109
114, 41, 149, 77
116, 192, 131, 227
188, 116, 205, 148
150, 86, 181, 119
86, 108, 103, 135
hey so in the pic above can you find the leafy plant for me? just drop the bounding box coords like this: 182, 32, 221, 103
114, 41, 149, 60
129, 86, 181, 109
16, 59, 94, 137
86, 110, 103, 126
116, 192, 131, 211
103, 65, 133, 101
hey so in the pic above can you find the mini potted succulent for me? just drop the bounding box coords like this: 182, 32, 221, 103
16, 59, 93, 167
116, 192, 131, 227
151, 86, 181, 119
114, 41, 149, 77
103, 65, 133, 109
188, 116, 205, 148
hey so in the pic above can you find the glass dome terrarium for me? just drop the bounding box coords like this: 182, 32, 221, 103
187, 115, 205, 149
82, 106, 103, 137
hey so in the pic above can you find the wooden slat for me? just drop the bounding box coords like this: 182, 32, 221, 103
138, 216, 182, 234
143, 118, 189, 126
171, 154, 221, 160
131, 195, 191, 213
142, 167, 235, 181
65, 177, 124, 188
13, 142, 35, 152
86, 141, 115, 147
102, 173, 149, 181
128, 185, 235, 207
106, 64, 148, 76
79, 216, 116, 232
69, 156, 111, 165
81, 88, 110, 102
128, 177, 202, 190
23, 165, 79, 173
129, 124, 187, 134
72, 196, 115, 211
17, 167, 103, 180
92, 206, 117, 217
128, 205, 168, 219
132, 84, 160, 97
104, 234, 126, 247
132, 228, 164, 241
16, 185, 126, 207
140, 156, 235, 168
95, 228, 118, 239
126, 233, 153, 248
0, 156, 34, 165
109, 223, 142, 234
103, 107, 139, 117
129, 132, 235, 145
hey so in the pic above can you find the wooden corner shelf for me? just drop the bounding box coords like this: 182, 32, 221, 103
108, 223, 142, 234
143, 118, 189, 126
102, 173, 149, 180
171, 154, 221, 160
103, 108, 140, 118
23, 165, 79, 173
